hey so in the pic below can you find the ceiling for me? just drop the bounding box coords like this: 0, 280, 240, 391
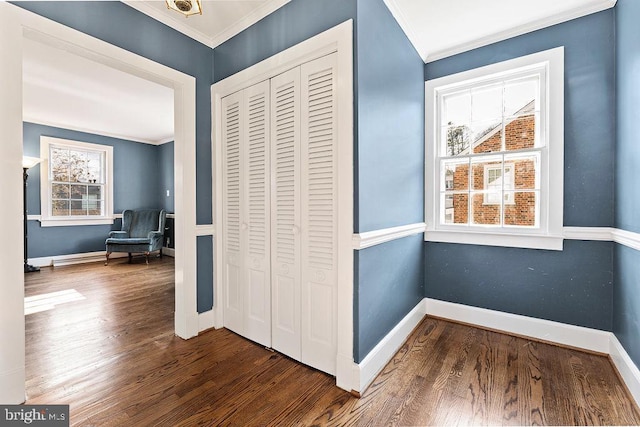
22, 0, 617, 145
384, 0, 616, 62
123, 0, 292, 48
126, 0, 616, 61
23, 37, 174, 145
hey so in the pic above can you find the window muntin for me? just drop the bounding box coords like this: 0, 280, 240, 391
425, 47, 564, 250
40, 136, 114, 226
50, 145, 106, 217
437, 72, 542, 230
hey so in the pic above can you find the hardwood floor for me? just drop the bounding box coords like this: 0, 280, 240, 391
24, 258, 640, 426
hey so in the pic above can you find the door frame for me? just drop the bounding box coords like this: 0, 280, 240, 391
0, 2, 199, 403
211, 20, 355, 391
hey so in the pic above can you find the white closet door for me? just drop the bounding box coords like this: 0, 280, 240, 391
270, 67, 302, 361
300, 53, 338, 375
221, 91, 244, 336
243, 81, 271, 347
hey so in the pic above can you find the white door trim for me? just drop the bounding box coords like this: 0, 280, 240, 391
212, 19, 354, 391
0, 2, 199, 401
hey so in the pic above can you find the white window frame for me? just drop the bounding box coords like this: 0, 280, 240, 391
40, 136, 114, 227
425, 47, 564, 250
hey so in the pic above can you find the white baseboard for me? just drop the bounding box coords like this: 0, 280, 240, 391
29, 251, 127, 267
425, 298, 611, 353
609, 335, 640, 406
29, 248, 176, 267
356, 299, 427, 393
198, 310, 216, 332
349, 297, 640, 406
163, 247, 176, 258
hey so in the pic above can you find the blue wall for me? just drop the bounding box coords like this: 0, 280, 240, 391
197, 236, 214, 313
212, 0, 356, 82
15, 1, 214, 311
352, 0, 425, 362
355, 0, 424, 233
613, 0, 640, 368
426, 241, 613, 330
158, 141, 175, 213
424, 11, 616, 330
23, 122, 171, 258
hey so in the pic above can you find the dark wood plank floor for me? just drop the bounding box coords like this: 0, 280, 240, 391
24, 258, 640, 426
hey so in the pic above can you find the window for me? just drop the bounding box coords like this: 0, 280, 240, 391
425, 47, 564, 250
40, 136, 114, 227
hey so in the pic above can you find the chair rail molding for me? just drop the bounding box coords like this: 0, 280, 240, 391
352, 224, 640, 252
352, 222, 426, 250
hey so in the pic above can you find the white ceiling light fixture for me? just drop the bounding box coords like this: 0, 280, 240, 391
166, 0, 202, 17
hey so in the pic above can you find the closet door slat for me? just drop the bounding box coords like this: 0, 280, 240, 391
300, 53, 338, 375
270, 67, 302, 361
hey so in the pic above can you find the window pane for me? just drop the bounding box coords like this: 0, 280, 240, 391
443, 91, 471, 126
471, 156, 503, 191
70, 200, 86, 216
471, 192, 501, 225
86, 152, 102, 183
505, 113, 537, 150
52, 200, 69, 216
69, 150, 87, 183
504, 191, 538, 227
471, 84, 502, 123
51, 183, 70, 199
506, 153, 540, 190
504, 77, 538, 117
84, 186, 102, 215
70, 184, 87, 199
442, 124, 471, 156
88, 201, 102, 216
471, 120, 502, 154
87, 185, 102, 198
442, 160, 469, 191
51, 147, 70, 182
441, 193, 468, 225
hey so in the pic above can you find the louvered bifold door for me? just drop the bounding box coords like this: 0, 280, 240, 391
221, 91, 245, 336
243, 81, 271, 347
270, 67, 302, 361
300, 53, 338, 375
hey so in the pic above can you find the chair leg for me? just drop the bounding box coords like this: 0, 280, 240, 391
105, 252, 111, 266
145, 252, 150, 265
128, 253, 132, 264
160, 248, 163, 258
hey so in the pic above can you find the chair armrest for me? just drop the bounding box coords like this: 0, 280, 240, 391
148, 231, 163, 241
108, 231, 128, 238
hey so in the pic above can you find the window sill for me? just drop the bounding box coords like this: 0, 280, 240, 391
424, 229, 563, 250
39, 217, 115, 227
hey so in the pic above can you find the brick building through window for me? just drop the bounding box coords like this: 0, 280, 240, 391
446, 101, 537, 227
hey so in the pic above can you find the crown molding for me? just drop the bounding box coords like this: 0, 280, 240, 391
122, 0, 291, 49
383, 0, 428, 62
209, 0, 291, 48
384, 0, 617, 64
425, 0, 617, 63
121, 1, 213, 47
23, 118, 170, 145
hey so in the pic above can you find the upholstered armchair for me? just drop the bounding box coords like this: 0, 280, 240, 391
105, 209, 166, 265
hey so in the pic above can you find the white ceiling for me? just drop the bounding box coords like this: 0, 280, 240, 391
123, 0, 292, 48
22, 37, 174, 145
384, 0, 617, 62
